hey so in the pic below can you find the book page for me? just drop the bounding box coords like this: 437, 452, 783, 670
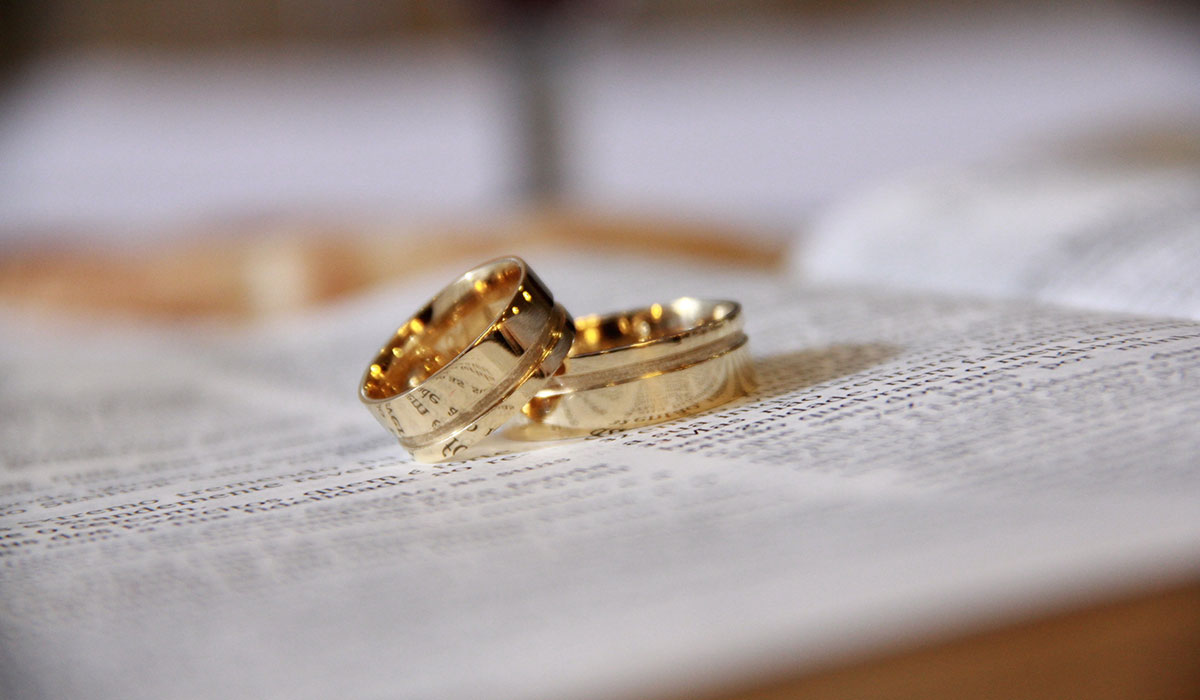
795, 144, 1200, 320
3, 259, 1200, 700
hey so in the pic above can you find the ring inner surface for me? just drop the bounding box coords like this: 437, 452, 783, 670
363, 261, 523, 400
572, 299, 733, 355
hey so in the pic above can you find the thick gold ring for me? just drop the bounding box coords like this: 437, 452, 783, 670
520, 298, 756, 434
359, 257, 574, 462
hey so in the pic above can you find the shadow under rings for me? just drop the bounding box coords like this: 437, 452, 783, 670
750, 343, 903, 402
469, 343, 902, 460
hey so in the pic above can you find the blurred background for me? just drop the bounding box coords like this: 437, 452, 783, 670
0, 0, 1198, 317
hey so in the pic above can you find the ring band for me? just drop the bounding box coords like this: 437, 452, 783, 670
520, 298, 756, 434
359, 257, 574, 462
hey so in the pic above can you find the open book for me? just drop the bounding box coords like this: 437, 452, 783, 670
2, 150, 1199, 699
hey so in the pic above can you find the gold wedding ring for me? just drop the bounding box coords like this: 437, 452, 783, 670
520, 298, 756, 434
359, 257, 574, 462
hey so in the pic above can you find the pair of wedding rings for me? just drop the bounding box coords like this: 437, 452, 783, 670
359, 257, 756, 462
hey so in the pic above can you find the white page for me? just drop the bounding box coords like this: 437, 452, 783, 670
3, 260, 1200, 700
796, 147, 1200, 320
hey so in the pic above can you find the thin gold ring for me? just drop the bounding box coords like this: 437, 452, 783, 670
359, 257, 574, 462
520, 298, 756, 435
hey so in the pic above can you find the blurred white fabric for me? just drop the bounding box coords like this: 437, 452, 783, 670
555, 7, 1200, 227
1, 5, 1199, 239
0, 42, 522, 239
